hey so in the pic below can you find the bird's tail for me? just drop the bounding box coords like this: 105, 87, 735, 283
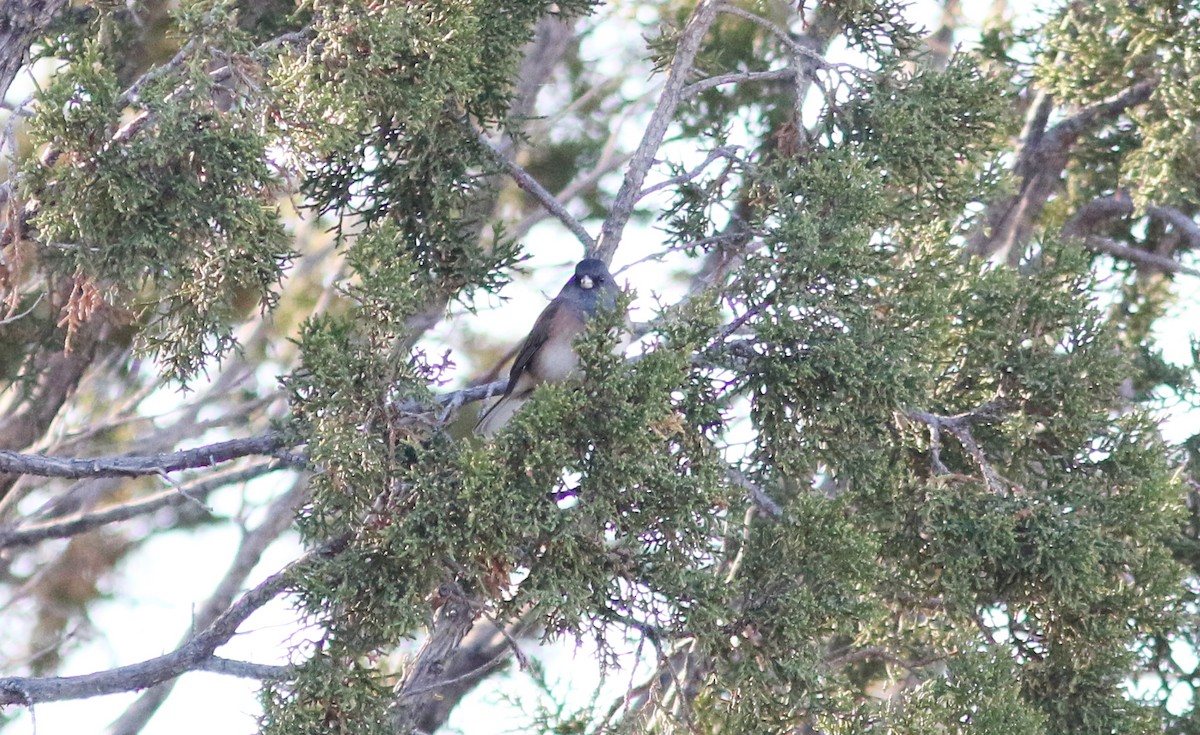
474, 393, 526, 437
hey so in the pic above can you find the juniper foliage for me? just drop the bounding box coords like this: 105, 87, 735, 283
1, 1, 1199, 734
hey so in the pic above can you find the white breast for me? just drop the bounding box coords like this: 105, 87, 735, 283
534, 337, 581, 382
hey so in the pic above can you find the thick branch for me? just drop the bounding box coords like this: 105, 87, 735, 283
593, 0, 722, 262
0, 433, 289, 479
389, 584, 481, 733
0, 0, 69, 99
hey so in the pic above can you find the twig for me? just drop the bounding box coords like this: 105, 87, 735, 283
506, 150, 634, 244
681, 68, 798, 99
593, 0, 723, 262
0, 293, 44, 326
476, 132, 596, 250
479, 610, 530, 671
637, 145, 742, 201
716, 4, 823, 63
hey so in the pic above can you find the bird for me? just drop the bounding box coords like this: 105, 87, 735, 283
475, 258, 621, 437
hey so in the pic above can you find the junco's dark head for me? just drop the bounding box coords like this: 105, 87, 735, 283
558, 258, 618, 316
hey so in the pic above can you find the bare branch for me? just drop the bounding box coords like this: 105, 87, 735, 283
681, 68, 798, 99
506, 151, 634, 244
107, 478, 311, 735
1061, 191, 1134, 238
717, 3, 837, 72
0, 0, 68, 100
1082, 235, 1200, 278
0, 538, 342, 706
390, 583, 481, 732
594, 0, 723, 262
905, 402, 1009, 494
0, 377, 520, 485
1043, 79, 1157, 149
0, 462, 283, 549
970, 80, 1158, 261
119, 37, 204, 106
194, 657, 291, 680
0, 433, 290, 479
1146, 204, 1200, 250
1059, 190, 1200, 275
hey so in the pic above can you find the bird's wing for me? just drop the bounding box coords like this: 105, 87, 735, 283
474, 300, 564, 436
505, 299, 565, 396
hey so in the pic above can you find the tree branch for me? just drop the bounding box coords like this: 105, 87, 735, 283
194, 657, 291, 680
1060, 191, 1134, 237
725, 468, 783, 518
905, 402, 1008, 494
1082, 235, 1200, 277
969, 79, 1158, 261
0, 0, 68, 100
637, 145, 743, 200
389, 583, 481, 732
681, 68, 798, 99
1042, 79, 1157, 149
593, 0, 723, 262
106, 478, 311, 735
0, 462, 284, 549
1146, 204, 1200, 251
0, 538, 342, 706
0, 433, 290, 479
477, 132, 596, 250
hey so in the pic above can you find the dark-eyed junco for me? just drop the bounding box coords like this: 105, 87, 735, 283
475, 258, 621, 437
